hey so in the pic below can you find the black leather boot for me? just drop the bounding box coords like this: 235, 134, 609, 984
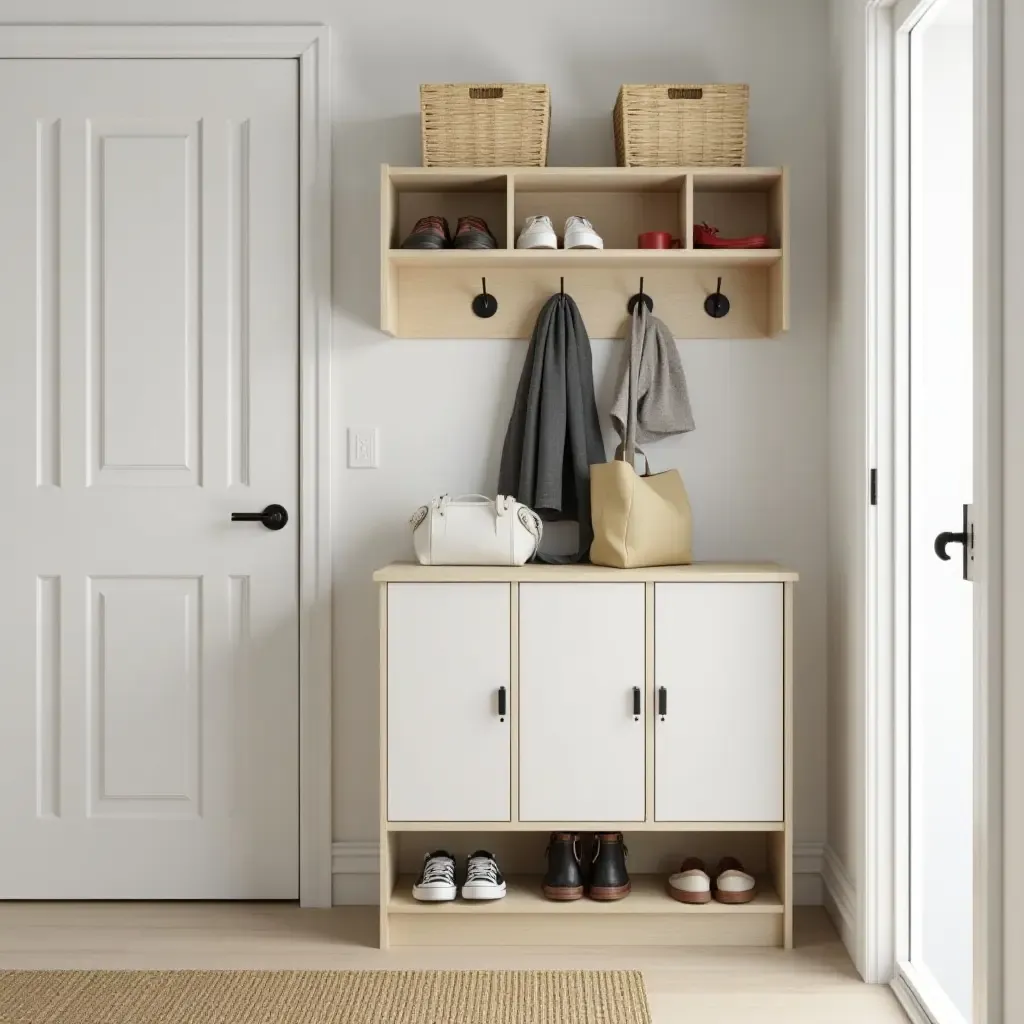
543, 833, 584, 901
589, 832, 631, 901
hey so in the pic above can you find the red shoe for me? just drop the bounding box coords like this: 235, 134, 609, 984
693, 222, 769, 249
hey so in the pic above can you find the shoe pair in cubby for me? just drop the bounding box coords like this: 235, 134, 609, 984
411, 849, 505, 903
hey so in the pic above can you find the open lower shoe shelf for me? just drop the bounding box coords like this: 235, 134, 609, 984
383, 871, 785, 948
389, 874, 782, 914
380, 165, 789, 340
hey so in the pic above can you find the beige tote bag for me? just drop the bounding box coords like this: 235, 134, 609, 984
590, 313, 693, 568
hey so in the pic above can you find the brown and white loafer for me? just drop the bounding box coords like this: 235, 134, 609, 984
667, 857, 712, 904
713, 857, 757, 904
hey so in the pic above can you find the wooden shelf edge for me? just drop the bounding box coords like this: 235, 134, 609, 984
388, 874, 783, 916
385, 165, 786, 192
385, 820, 786, 832
374, 563, 799, 584
386, 248, 782, 269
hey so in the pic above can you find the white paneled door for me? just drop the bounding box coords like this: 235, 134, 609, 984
518, 584, 646, 822
0, 59, 300, 898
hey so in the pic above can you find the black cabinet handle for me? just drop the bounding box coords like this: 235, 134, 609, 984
497, 685, 507, 719
632, 686, 641, 718
658, 686, 667, 717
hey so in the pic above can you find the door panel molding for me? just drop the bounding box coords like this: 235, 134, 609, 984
0, 23, 334, 907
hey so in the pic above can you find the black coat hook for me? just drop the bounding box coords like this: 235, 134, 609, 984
472, 276, 498, 318
626, 276, 654, 315
560, 277, 564, 296
704, 276, 731, 319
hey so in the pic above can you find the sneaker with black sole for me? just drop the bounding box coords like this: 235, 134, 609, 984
452, 215, 498, 250
400, 216, 451, 250
461, 850, 507, 901
411, 850, 457, 902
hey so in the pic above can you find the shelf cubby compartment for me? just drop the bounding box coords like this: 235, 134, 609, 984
380, 165, 789, 340
380, 829, 789, 948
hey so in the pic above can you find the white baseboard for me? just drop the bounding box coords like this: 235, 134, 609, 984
821, 843, 857, 955
891, 973, 934, 1024
331, 841, 379, 906
793, 841, 825, 905
332, 839, 831, 908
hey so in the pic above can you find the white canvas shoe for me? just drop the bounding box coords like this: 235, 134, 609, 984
563, 215, 604, 249
517, 215, 558, 249
411, 850, 457, 902
461, 850, 507, 901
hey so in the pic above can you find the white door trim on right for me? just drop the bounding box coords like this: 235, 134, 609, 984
862, 0, 1004, 1017
0, 22, 334, 909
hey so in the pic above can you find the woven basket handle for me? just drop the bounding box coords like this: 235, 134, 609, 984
468, 86, 505, 100
667, 87, 704, 100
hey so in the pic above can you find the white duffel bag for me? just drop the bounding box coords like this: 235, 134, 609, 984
410, 494, 542, 566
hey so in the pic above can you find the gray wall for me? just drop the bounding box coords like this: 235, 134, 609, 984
2, 0, 832, 869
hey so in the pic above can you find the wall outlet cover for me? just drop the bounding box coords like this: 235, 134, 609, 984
347, 427, 379, 469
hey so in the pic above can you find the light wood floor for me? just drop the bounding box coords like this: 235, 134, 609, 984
0, 904, 906, 1023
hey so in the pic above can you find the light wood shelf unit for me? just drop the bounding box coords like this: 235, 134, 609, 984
376, 563, 797, 951
380, 164, 789, 340
385, 875, 784, 947
389, 874, 782, 915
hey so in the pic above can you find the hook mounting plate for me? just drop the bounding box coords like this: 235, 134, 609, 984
472, 292, 498, 318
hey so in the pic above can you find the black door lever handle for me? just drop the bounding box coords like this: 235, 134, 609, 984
230, 504, 289, 531
934, 530, 966, 561
933, 504, 971, 580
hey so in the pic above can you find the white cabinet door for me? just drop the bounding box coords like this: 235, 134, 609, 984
655, 583, 784, 822
519, 584, 646, 822
387, 583, 510, 822
0, 59, 299, 898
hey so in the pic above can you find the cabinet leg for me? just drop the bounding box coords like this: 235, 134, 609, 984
379, 831, 396, 950
768, 829, 793, 949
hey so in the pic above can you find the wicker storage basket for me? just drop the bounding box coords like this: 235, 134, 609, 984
421, 83, 550, 167
613, 84, 749, 167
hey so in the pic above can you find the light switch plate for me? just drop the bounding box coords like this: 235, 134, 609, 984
347, 427, 379, 468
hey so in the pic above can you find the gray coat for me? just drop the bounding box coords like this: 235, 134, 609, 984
497, 294, 606, 563
610, 306, 695, 452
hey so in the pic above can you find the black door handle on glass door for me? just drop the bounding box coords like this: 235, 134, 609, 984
498, 685, 507, 721
633, 686, 641, 720
230, 504, 289, 531
933, 503, 970, 580
658, 686, 667, 719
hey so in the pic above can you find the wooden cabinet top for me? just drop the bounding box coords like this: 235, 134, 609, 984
373, 562, 799, 583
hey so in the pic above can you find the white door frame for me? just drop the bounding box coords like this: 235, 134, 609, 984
863, 0, 1003, 1018
0, 23, 334, 909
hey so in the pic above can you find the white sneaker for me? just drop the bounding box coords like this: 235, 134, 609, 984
517, 215, 558, 249
461, 850, 507, 901
563, 216, 603, 250
412, 850, 457, 902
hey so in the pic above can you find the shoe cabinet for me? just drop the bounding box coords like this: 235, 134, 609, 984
374, 562, 797, 949
380, 165, 788, 340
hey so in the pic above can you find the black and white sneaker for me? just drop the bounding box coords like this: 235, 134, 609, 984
412, 850, 457, 902
461, 850, 506, 901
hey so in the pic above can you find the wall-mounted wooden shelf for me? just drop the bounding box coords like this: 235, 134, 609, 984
380, 164, 789, 340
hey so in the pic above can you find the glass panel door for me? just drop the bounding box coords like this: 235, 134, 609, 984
896, 0, 974, 1021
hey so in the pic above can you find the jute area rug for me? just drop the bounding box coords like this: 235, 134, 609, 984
0, 969, 651, 1024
